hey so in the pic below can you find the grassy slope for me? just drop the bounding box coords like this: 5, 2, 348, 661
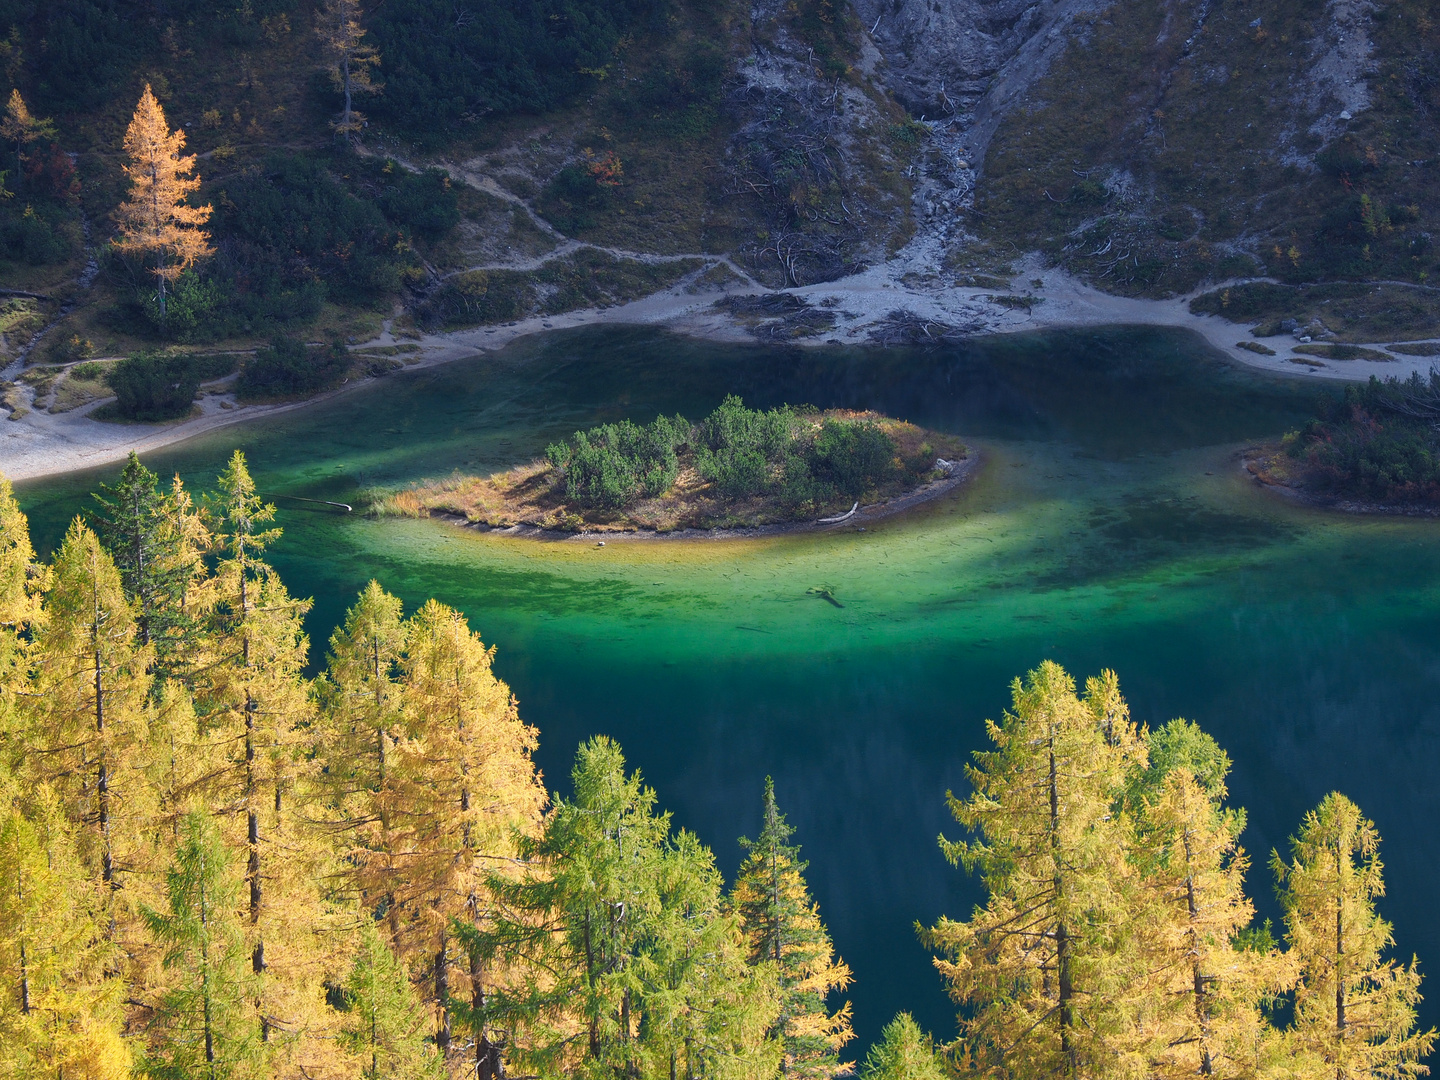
975, 0, 1440, 301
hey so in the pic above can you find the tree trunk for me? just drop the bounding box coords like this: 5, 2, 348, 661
1048, 735, 1075, 1078
435, 933, 451, 1052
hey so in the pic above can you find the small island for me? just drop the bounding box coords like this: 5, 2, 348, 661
1246, 370, 1440, 513
379, 396, 971, 533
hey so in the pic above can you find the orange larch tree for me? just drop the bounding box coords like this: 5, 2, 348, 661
114, 84, 212, 320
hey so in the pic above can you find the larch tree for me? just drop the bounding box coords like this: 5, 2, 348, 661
923, 663, 1151, 1080
199, 451, 341, 1072
0, 473, 43, 749
392, 598, 544, 1061
1273, 793, 1436, 1080
113, 84, 211, 319
141, 810, 262, 1080
27, 518, 154, 919
320, 581, 408, 939
1137, 766, 1296, 1080
316, 0, 380, 139
0, 789, 130, 1080
0, 89, 54, 195
731, 776, 853, 1079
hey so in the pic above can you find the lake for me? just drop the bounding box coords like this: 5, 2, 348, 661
15, 324, 1440, 1055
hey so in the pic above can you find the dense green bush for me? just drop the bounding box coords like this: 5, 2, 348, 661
377, 168, 461, 239
547, 414, 690, 510
237, 337, 350, 400
105, 351, 237, 421
1287, 371, 1440, 503
110, 152, 458, 343
545, 396, 905, 512
810, 419, 897, 497
0, 203, 77, 265
694, 397, 798, 498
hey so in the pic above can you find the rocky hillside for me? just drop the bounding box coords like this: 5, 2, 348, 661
1, 0, 1437, 398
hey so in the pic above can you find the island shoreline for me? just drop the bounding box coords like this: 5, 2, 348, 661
1241, 448, 1440, 519
428, 452, 982, 542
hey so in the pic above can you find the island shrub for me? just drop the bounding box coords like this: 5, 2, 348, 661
237, 336, 349, 400
1285, 370, 1440, 503
106, 351, 237, 421
694, 397, 799, 498
544, 396, 907, 515
547, 414, 690, 510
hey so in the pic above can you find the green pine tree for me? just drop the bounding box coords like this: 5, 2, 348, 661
140, 810, 261, 1080
858, 1014, 946, 1080
731, 777, 852, 1079
338, 921, 442, 1080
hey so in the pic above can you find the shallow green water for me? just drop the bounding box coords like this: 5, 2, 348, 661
16, 325, 1440, 1053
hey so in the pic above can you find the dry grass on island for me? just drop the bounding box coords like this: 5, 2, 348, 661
376, 396, 969, 532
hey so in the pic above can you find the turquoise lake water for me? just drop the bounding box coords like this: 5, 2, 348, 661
15, 325, 1440, 1053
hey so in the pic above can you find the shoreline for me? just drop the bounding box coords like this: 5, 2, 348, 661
430, 452, 981, 543
4, 251, 1433, 485
1241, 448, 1440, 519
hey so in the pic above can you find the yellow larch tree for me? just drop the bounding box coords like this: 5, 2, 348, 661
392, 598, 545, 1062
316, 0, 381, 139
113, 84, 211, 319
1274, 793, 1436, 1080
26, 518, 156, 938
1137, 767, 1297, 1080
196, 452, 345, 1076
0, 473, 43, 751
0, 787, 131, 1080
0, 89, 54, 196
924, 663, 1153, 1080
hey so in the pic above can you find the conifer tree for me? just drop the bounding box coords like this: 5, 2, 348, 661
923, 663, 1149, 1080
392, 598, 544, 1058
321, 581, 408, 938
1273, 794, 1435, 1080
0, 789, 130, 1080
461, 737, 778, 1080
316, 0, 380, 139
1138, 767, 1296, 1080
28, 518, 154, 904
114, 85, 212, 319
0, 473, 42, 749
636, 826, 781, 1080
141, 810, 262, 1080
731, 777, 853, 1079
0, 89, 54, 194
339, 921, 441, 1080
858, 1014, 946, 1080
197, 453, 342, 1071
89, 452, 206, 676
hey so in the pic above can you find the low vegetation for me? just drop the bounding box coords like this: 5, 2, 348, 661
1190, 282, 1440, 344
977, 0, 1440, 298
378, 396, 967, 531
1252, 370, 1440, 505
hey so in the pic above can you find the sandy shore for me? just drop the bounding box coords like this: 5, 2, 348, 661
2, 248, 1428, 484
